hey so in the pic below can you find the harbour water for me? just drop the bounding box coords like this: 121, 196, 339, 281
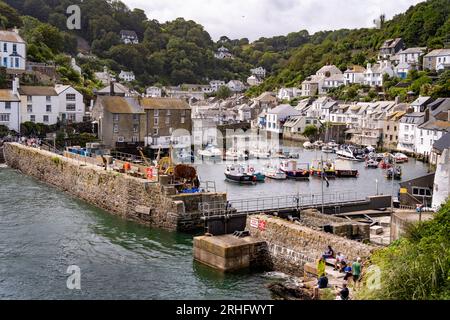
196, 146, 431, 200
0, 168, 271, 300
0, 144, 430, 299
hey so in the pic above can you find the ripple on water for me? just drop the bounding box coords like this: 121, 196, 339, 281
0, 168, 271, 299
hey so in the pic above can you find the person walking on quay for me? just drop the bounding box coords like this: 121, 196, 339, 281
352, 257, 362, 289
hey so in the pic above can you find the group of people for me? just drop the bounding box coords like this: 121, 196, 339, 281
315, 246, 364, 300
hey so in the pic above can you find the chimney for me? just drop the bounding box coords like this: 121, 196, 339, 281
12, 26, 19, 34
110, 81, 115, 96
395, 96, 400, 105
12, 77, 19, 95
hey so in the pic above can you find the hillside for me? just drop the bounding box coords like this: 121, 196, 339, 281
1, 0, 449, 96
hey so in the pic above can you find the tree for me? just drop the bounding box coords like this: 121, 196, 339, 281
302, 125, 319, 142
216, 86, 232, 99
0, 1, 22, 28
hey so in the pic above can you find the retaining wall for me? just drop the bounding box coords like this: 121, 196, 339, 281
246, 214, 376, 277
4, 143, 225, 232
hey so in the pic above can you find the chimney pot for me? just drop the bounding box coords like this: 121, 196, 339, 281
110, 81, 115, 96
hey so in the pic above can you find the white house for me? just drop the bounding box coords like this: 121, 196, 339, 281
119, 70, 135, 82
227, 80, 246, 92
432, 133, 450, 210
146, 86, 162, 98
120, 30, 139, 44
18, 85, 59, 125
364, 61, 396, 87
277, 88, 301, 101
423, 49, 450, 72
415, 98, 450, 157
0, 81, 20, 132
209, 80, 226, 92
397, 112, 425, 153
214, 46, 233, 59
301, 65, 342, 96
398, 47, 427, 65
0, 29, 26, 71
344, 66, 366, 85
251, 67, 266, 78
266, 104, 302, 135
55, 84, 85, 123
247, 75, 262, 87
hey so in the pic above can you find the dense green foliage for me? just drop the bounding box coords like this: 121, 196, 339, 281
359, 200, 450, 300
2, 0, 449, 95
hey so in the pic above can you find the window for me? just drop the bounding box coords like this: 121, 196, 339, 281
181, 110, 186, 117
12, 44, 16, 53
15, 58, 19, 68
113, 124, 119, 133
412, 187, 432, 197
27, 96, 32, 102
165, 117, 170, 125
66, 104, 76, 111
154, 117, 159, 125
133, 114, 139, 122
66, 94, 76, 101
27, 105, 32, 113
2, 57, 6, 67
0, 114, 10, 122
113, 114, 119, 122
387, 125, 390, 131
30, 115, 35, 122
43, 115, 49, 123
3, 43, 6, 52
420, 130, 423, 136
166, 110, 171, 116
46, 105, 51, 112
169, 127, 173, 134
5, 102, 11, 110
132, 136, 138, 142
68, 114, 76, 122
133, 125, 138, 133
181, 117, 185, 124
154, 109, 159, 117
421, 138, 423, 144
117, 136, 124, 143
153, 128, 159, 135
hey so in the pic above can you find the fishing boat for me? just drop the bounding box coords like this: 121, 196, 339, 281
310, 159, 336, 178
365, 159, 379, 168
334, 159, 359, 178
279, 160, 310, 180
336, 146, 365, 161
379, 153, 394, 169
198, 144, 223, 158
386, 166, 402, 180
394, 153, 409, 163
263, 165, 287, 180
224, 164, 256, 184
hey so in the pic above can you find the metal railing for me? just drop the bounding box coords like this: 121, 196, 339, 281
199, 190, 360, 218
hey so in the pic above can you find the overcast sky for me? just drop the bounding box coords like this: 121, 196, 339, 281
123, 0, 424, 41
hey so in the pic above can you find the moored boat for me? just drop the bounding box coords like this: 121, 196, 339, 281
279, 160, 310, 180
336, 146, 365, 161
394, 153, 409, 163
386, 166, 402, 180
264, 165, 287, 180
310, 159, 336, 178
334, 159, 359, 178
198, 144, 223, 158
224, 164, 256, 184
365, 159, 379, 168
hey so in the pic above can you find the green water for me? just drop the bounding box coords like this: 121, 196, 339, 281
0, 168, 272, 300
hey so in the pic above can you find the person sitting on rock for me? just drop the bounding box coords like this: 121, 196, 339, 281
322, 245, 335, 259
335, 282, 350, 300
317, 275, 328, 289
334, 252, 346, 271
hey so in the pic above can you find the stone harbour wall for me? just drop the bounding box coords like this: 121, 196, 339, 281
4, 143, 224, 232
246, 214, 376, 277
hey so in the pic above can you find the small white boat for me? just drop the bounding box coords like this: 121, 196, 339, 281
303, 141, 313, 149
394, 153, 408, 163
224, 164, 256, 184
321, 146, 334, 153
225, 148, 246, 160
365, 159, 379, 168
251, 149, 271, 159
198, 144, 223, 158
336, 146, 365, 162
264, 165, 287, 180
